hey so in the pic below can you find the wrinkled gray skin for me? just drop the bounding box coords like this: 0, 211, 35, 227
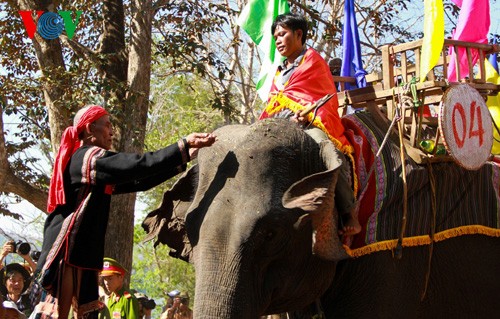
143, 119, 500, 318
144, 119, 347, 318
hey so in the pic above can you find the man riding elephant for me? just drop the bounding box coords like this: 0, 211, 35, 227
259, 13, 360, 236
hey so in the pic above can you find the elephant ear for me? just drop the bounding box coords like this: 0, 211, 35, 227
282, 141, 349, 261
142, 164, 199, 262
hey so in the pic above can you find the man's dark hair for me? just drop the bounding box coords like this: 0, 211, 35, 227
271, 13, 308, 45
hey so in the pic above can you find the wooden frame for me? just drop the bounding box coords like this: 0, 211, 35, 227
334, 39, 500, 157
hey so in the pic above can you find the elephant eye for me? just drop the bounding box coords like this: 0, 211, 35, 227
265, 230, 275, 240
252, 220, 289, 257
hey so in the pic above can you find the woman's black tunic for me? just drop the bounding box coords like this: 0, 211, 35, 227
38, 142, 188, 273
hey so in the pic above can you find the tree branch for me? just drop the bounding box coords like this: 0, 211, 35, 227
60, 35, 103, 70
0, 98, 48, 213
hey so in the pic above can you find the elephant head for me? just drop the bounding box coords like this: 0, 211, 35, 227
143, 119, 349, 318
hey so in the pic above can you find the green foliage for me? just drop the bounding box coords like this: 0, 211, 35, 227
130, 64, 225, 317
137, 64, 225, 213
131, 224, 195, 318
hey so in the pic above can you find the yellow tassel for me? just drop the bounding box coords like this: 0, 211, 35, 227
344, 225, 500, 258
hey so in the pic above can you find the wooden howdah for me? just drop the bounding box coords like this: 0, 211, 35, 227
333, 39, 500, 166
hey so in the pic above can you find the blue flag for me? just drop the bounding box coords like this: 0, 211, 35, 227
489, 37, 499, 73
340, 0, 367, 90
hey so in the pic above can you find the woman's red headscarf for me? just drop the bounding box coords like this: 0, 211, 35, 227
47, 105, 109, 213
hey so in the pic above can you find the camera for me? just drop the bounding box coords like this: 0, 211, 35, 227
139, 298, 156, 310
11, 241, 31, 255
30, 250, 41, 262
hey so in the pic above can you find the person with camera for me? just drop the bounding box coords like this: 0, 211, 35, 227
1, 241, 37, 275
160, 291, 192, 319
133, 291, 155, 319
0, 240, 38, 317
162, 289, 180, 313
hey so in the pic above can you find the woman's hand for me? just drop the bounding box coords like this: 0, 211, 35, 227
186, 133, 217, 159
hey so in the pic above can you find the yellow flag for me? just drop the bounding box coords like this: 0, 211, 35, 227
484, 59, 500, 154
420, 0, 444, 83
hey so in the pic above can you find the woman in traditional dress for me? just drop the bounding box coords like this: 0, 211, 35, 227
34, 105, 216, 318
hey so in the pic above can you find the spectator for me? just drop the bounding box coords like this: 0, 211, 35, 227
0, 263, 32, 317
162, 289, 180, 312
34, 105, 216, 318
329, 57, 342, 77
133, 291, 155, 319
0, 241, 37, 275
160, 291, 192, 319
100, 257, 139, 319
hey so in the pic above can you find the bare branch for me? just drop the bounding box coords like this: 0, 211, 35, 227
60, 35, 102, 69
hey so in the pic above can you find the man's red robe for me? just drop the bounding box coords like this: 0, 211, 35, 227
259, 48, 357, 193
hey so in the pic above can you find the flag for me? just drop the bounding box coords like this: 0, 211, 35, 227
340, 0, 367, 90
237, 0, 290, 101
489, 38, 499, 72
447, 0, 490, 82
485, 39, 500, 154
419, 0, 444, 83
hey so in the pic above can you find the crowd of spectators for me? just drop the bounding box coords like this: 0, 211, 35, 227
1, 240, 191, 319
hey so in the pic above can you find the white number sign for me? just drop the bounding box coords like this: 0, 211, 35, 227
439, 84, 492, 170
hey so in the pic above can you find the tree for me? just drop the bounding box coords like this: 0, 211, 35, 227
0, 0, 230, 272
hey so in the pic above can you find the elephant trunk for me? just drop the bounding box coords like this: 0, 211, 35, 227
192, 244, 259, 319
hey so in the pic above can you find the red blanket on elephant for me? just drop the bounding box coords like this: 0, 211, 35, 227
259, 48, 355, 188
341, 112, 500, 256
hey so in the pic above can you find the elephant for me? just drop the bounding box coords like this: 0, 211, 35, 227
143, 115, 500, 318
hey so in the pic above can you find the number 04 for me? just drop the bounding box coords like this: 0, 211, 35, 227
451, 101, 485, 149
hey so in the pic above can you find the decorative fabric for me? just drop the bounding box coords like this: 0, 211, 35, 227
260, 48, 351, 152
419, 0, 444, 82
47, 105, 108, 213
40, 147, 106, 293
342, 111, 500, 257
260, 48, 357, 192
237, 0, 290, 100
485, 43, 500, 154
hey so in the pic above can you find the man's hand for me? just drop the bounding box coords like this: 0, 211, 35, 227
291, 111, 308, 125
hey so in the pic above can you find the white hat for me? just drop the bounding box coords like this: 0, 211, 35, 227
2, 300, 27, 319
